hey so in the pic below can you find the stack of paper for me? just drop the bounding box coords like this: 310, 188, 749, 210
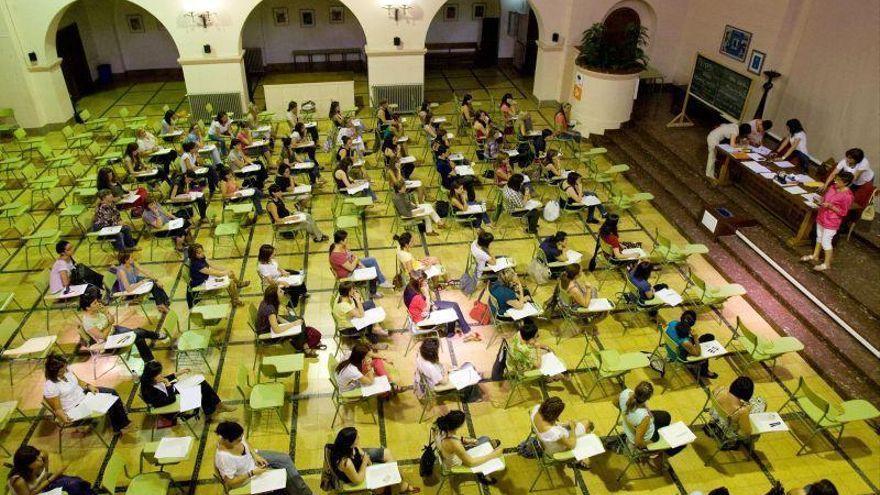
249, 468, 287, 494
422, 308, 458, 326
194, 167, 208, 175
505, 303, 540, 321
155, 436, 194, 460
749, 412, 789, 433
361, 375, 392, 397
658, 421, 696, 448
747, 153, 765, 161
698, 340, 728, 358
188, 191, 205, 200
350, 267, 378, 281
540, 353, 567, 376
467, 443, 505, 475
449, 366, 482, 390
104, 332, 136, 350
365, 462, 402, 490
166, 218, 185, 230
118, 194, 139, 205
276, 274, 304, 286
760, 172, 776, 179
572, 434, 605, 461
178, 385, 202, 412
655, 288, 683, 307
122, 280, 154, 296
351, 307, 386, 330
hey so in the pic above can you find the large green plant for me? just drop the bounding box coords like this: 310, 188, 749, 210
576, 22, 649, 73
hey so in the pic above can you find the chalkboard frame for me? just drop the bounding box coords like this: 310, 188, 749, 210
668, 52, 755, 127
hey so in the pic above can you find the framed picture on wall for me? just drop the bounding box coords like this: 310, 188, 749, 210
472, 3, 486, 20
444, 4, 458, 21
300, 9, 316, 27
329, 6, 345, 24
719, 25, 752, 62
126, 14, 144, 33
747, 49, 766, 75
273, 8, 289, 26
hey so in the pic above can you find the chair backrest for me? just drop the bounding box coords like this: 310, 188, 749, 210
0, 316, 19, 348
13, 128, 26, 140
62, 126, 74, 138
660, 326, 686, 363
160, 309, 180, 337
736, 317, 760, 354
79, 109, 92, 121
236, 364, 251, 399
247, 303, 259, 331
119, 107, 130, 118
797, 378, 833, 419
101, 456, 125, 494
327, 354, 341, 394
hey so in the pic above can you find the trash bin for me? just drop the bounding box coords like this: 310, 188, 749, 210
97, 64, 112, 85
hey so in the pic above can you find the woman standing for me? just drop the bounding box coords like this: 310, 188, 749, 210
8, 445, 96, 495
775, 119, 810, 171
801, 171, 853, 272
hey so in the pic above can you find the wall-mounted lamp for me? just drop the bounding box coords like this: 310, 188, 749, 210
186, 10, 216, 28
383, 1, 412, 22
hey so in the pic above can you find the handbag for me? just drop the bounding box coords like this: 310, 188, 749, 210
458, 272, 478, 296
469, 301, 491, 325
419, 441, 437, 478
542, 200, 560, 222
587, 237, 602, 272
491, 339, 509, 381
527, 258, 551, 285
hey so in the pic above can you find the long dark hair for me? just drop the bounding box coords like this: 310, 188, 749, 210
630, 261, 655, 281
393, 232, 413, 249
96, 167, 114, 190
625, 381, 653, 413
262, 284, 280, 311
11, 445, 42, 480
786, 118, 804, 135
436, 410, 466, 434
163, 110, 175, 124
330, 230, 348, 252
507, 173, 525, 193
599, 213, 620, 238
258, 244, 274, 264
140, 360, 164, 387
560, 263, 581, 290
419, 338, 440, 363
335, 343, 370, 374
329, 427, 358, 468
44, 354, 68, 382
329, 101, 340, 118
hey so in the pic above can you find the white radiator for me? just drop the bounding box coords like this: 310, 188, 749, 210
187, 93, 243, 122
371, 84, 424, 114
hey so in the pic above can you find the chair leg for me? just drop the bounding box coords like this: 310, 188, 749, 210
529, 465, 548, 492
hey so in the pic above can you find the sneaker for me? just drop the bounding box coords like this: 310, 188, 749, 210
813, 263, 828, 272
378, 281, 394, 289
800, 255, 816, 262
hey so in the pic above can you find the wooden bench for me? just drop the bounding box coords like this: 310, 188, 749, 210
425, 42, 480, 66
291, 48, 365, 71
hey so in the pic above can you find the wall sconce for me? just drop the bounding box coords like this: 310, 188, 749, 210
383, 1, 412, 21
186, 10, 216, 28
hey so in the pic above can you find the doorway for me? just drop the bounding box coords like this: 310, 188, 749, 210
56, 23, 93, 100
513, 8, 539, 75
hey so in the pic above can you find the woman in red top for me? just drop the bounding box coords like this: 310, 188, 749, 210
802, 171, 854, 272
403, 272, 478, 341
329, 230, 392, 297
598, 214, 640, 263
554, 103, 581, 143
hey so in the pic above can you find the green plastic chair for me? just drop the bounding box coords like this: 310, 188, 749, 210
102, 455, 172, 495
319, 443, 370, 493
79, 108, 109, 132
42, 398, 108, 452
236, 364, 288, 437
0, 400, 26, 455
139, 439, 192, 473
245, 302, 301, 372
162, 309, 213, 373
214, 467, 252, 494
526, 411, 583, 491
0, 315, 61, 386
780, 377, 880, 455
683, 269, 746, 307
144, 395, 199, 441
578, 339, 649, 401
688, 387, 754, 465
21, 228, 61, 269
62, 125, 94, 155
606, 408, 673, 482
213, 221, 243, 256
649, 230, 709, 265
502, 343, 545, 409
327, 354, 376, 428
415, 372, 458, 424
429, 426, 485, 493
727, 316, 803, 370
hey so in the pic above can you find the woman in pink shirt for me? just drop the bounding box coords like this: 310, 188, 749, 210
802, 171, 854, 272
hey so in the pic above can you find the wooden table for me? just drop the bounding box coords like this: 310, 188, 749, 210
715, 147, 819, 246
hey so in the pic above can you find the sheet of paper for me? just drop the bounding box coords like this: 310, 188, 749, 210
505, 302, 540, 321
424, 264, 443, 279
194, 167, 208, 175
399, 155, 416, 164
304, 121, 317, 128
239, 164, 261, 174
188, 191, 204, 200
405, 180, 422, 189
792, 174, 813, 183
96, 225, 122, 236
250, 468, 287, 494
361, 375, 392, 397
291, 185, 312, 195
658, 421, 696, 449
155, 436, 194, 459
749, 412, 789, 433
199, 145, 216, 153
751, 146, 772, 156
699, 340, 728, 358
774, 161, 795, 169
365, 462, 402, 490
448, 367, 481, 390
203, 276, 229, 290
432, 117, 447, 124
747, 153, 765, 161
422, 308, 458, 326
283, 213, 306, 224
581, 195, 602, 207
233, 188, 256, 198
161, 130, 183, 138
4, 335, 56, 356
460, 203, 486, 215
522, 199, 542, 211
540, 352, 567, 376
454, 165, 475, 176
178, 385, 202, 412
655, 288, 683, 307
566, 250, 583, 264
586, 298, 614, 312
48, 284, 88, 300
621, 247, 647, 259
123, 280, 154, 296
396, 136, 409, 143
166, 218, 184, 230
117, 194, 139, 205
293, 162, 314, 170
38, 488, 63, 495
276, 274, 304, 286
487, 257, 514, 272
67, 400, 93, 421
760, 172, 776, 179
718, 144, 736, 153
573, 434, 605, 461
103, 332, 135, 350
270, 322, 302, 338
504, 149, 519, 157
350, 266, 378, 282
248, 140, 268, 148
351, 307, 386, 330
134, 169, 159, 177
783, 186, 807, 195
174, 374, 205, 390
742, 161, 770, 174
82, 392, 119, 414
467, 443, 505, 475
449, 153, 465, 162
347, 182, 370, 195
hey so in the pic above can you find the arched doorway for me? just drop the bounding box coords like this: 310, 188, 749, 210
603, 7, 641, 45
425, 0, 502, 69
52, 0, 181, 102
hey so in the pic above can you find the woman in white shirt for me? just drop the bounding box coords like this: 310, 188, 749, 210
618, 381, 685, 469
285, 101, 300, 128
414, 338, 481, 402
470, 230, 496, 280
333, 343, 393, 394
435, 410, 503, 486
214, 421, 311, 495
49, 241, 76, 295
531, 397, 593, 467
775, 119, 810, 171
256, 244, 307, 308
823, 147, 873, 191
136, 128, 176, 176
706, 122, 751, 178
207, 112, 232, 155
43, 354, 131, 434
180, 141, 219, 194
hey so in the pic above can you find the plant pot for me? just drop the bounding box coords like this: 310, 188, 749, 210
569, 65, 640, 136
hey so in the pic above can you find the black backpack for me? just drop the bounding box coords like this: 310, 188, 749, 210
419, 441, 436, 478
491, 339, 509, 381
434, 200, 450, 218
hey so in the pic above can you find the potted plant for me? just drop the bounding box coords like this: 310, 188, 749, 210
570, 22, 649, 135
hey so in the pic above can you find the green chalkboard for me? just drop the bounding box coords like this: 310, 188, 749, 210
688, 54, 753, 119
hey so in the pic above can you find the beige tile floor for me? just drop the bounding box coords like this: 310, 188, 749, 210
0, 67, 877, 495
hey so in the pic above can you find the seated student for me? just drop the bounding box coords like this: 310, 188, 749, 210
136, 128, 176, 176
666, 310, 717, 380
435, 411, 502, 486
505, 319, 566, 382
329, 230, 392, 297
489, 268, 533, 321
187, 243, 249, 307
394, 232, 440, 275
124, 142, 165, 184
705, 122, 751, 178
473, 111, 491, 155
180, 141, 219, 195
184, 123, 223, 167
540, 149, 566, 183
207, 112, 233, 155
598, 213, 640, 263
390, 182, 443, 235
161, 110, 180, 136
228, 138, 268, 189
502, 173, 540, 235
436, 144, 476, 200
334, 343, 392, 394
140, 360, 234, 421
618, 381, 686, 467
274, 161, 311, 207
414, 338, 482, 402
560, 172, 605, 224
8, 445, 97, 495
553, 103, 581, 142
330, 427, 417, 493
43, 354, 132, 434
334, 157, 378, 201
215, 421, 312, 495
92, 190, 139, 252
540, 231, 570, 275
559, 264, 593, 310
279, 138, 321, 186
333, 283, 388, 344
257, 284, 322, 357
256, 244, 308, 308
236, 122, 272, 164
169, 171, 209, 222
266, 185, 327, 242
286, 101, 301, 128
450, 179, 491, 230
493, 151, 513, 186
219, 167, 263, 218
745, 119, 773, 147
708, 376, 764, 440
115, 251, 170, 314
460, 94, 475, 126
329, 100, 345, 129
337, 118, 368, 156
97, 167, 147, 210
774, 118, 810, 171
470, 230, 498, 280
628, 261, 665, 305
246, 102, 273, 142
404, 271, 476, 341
79, 286, 164, 362
142, 195, 191, 252
385, 155, 422, 203
50, 240, 104, 295
290, 121, 319, 165
532, 396, 594, 467
823, 147, 873, 192
788, 480, 838, 495
518, 111, 549, 155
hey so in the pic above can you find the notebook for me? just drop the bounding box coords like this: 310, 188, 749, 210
351, 307, 386, 330
467, 443, 504, 475
572, 434, 605, 461
365, 462, 402, 490
249, 468, 287, 494
540, 352, 567, 376
505, 302, 540, 321
361, 375, 392, 397
658, 421, 696, 449
655, 288, 683, 307
449, 367, 481, 390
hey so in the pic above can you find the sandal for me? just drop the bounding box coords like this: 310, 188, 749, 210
399, 484, 421, 494
315, 344, 328, 350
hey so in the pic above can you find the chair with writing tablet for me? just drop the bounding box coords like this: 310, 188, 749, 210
576, 147, 607, 173
606, 408, 672, 482
646, 321, 698, 388
320, 443, 372, 493
485, 291, 517, 350
503, 343, 545, 409
607, 185, 654, 213
688, 387, 754, 465
0, 400, 26, 456
403, 313, 442, 356
682, 268, 746, 309
85, 228, 122, 264
577, 339, 649, 401
161, 308, 213, 374
328, 294, 367, 355
77, 325, 136, 379
214, 466, 251, 495
33, 270, 83, 332
525, 409, 595, 492
648, 231, 708, 266
327, 354, 376, 428
144, 395, 200, 441
726, 316, 803, 371
105, 270, 154, 325
102, 455, 172, 495
416, 371, 459, 424
429, 425, 480, 493
42, 398, 109, 453
555, 283, 610, 344
245, 302, 301, 378
0, 315, 63, 387
616, 269, 664, 328
236, 364, 288, 437
780, 377, 880, 455
139, 437, 193, 474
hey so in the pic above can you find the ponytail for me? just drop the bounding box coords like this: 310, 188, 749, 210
626, 382, 653, 413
